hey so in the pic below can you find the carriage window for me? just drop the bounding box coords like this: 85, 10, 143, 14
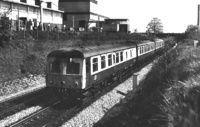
120, 52, 123, 61
126, 51, 128, 59
116, 52, 119, 63
108, 54, 112, 66
141, 47, 143, 54
130, 50, 132, 58
141, 46, 143, 54
92, 58, 98, 72
113, 54, 116, 64
133, 48, 136, 57
101, 56, 106, 69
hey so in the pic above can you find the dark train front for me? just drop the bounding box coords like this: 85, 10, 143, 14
46, 48, 87, 97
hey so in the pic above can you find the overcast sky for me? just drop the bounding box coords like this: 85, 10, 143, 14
98, 0, 199, 33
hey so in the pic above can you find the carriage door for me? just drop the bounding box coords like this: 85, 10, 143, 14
85, 58, 91, 87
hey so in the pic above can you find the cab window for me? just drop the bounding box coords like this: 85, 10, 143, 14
66, 58, 80, 74
51, 59, 61, 73
50, 58, 81, 75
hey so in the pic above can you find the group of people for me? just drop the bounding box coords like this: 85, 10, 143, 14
20, 19, 60, 32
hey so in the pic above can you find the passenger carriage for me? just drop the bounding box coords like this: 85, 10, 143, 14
46, 39, 164, 97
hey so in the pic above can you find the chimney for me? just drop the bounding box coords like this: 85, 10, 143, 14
198, 5, 200, 26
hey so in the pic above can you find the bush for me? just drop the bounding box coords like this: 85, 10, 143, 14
0, 13, 12, 48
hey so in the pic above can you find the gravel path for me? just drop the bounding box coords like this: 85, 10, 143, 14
0, 75, 45, 127
0, 74, 45, 103
61, 63, 153, 127
0, 106, 41, 127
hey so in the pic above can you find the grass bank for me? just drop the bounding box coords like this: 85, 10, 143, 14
94, 39, 200, 127
0, 32, 150, 83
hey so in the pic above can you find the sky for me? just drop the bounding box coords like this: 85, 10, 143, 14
97, 0, 200, 33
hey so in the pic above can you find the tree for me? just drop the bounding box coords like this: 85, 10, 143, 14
146, 17, 163, 34
0, 10, 12, 48
185, 25, 200, 34
185, 25, 200, 40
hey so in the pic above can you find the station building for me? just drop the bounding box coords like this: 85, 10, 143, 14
59, 0, 109, 31
0, 0, 63, 31
103, 19, 130, 33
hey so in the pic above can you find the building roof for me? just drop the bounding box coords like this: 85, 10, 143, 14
59, 0, 98, 4
105, 19, 129, 22
3, 0, 64, 13
3, 0, 39, 8
65, 12, 109, 19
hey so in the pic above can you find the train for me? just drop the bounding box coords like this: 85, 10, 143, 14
45, 39, 165, 98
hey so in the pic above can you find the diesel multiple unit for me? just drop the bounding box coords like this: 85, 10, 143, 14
46, 39, 164, 97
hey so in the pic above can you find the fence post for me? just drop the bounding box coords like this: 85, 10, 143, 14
58, 30, 59, 40
37, 28, 38, 41
133, 73, 139, 89
194, 40, 198, 48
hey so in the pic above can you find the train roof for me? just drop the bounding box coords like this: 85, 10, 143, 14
135, 40, 155, 46
154, 39, 164, 42
47, 40, 155, 58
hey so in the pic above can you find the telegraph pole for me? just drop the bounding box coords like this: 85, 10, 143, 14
40, 0, 44, 31
98, 16, 100, 42
72, 16, 74, 32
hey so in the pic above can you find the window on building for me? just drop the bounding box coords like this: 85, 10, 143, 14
20, 0, 27, 3
63, 13, 67, 20
108, 54, 112, 66
47, 2, 52, 8
79, 20, 86, 27
92, 58, 98, 72
101, 56, 106, 69
35, 0, 40, 6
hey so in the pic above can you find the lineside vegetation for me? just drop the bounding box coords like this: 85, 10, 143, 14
94, 32, 200, 127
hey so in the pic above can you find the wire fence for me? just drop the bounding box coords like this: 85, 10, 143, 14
11, 29, 152, 44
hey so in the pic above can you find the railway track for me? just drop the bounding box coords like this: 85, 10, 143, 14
43, 72, 135, 127
8, 97, 78, 127
6, 55, 158, 127
8, 69, 138, 127
0, 88, 49, 120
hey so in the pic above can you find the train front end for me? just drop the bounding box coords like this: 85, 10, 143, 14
46, 49, 86, 96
